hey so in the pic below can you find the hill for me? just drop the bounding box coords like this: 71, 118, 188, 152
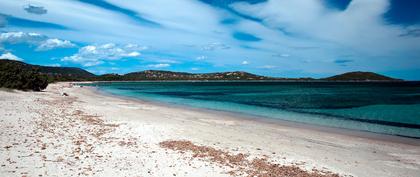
120, 70, 272, 81
0, 60, 96, 82
37, 65, 96, 81
0, 60, 49, 91
324, 71, 401, 81
0, 60, 404, 88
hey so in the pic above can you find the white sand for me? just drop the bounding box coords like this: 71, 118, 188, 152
1, 82, 419, 177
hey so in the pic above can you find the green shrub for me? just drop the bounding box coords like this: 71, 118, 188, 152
0, 60, 49, 91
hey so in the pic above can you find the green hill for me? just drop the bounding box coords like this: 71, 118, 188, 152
0, 60, 96, 82
121, 70, 272, 80
0, 60, 49, 91
0, 60, 404, 91
36, 65, 96, 82
324, 71, 401, 81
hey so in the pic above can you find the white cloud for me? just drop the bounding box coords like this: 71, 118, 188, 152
0, 1, 271, 71
147, 63, 170, 68
231, 0, 420, 54
36, 38, 76, 51
124, 44, 148, 51
0, 31, 44, 44
259, 65, 276, 69
201, 42, 230, 51
0, 52, 23, 61
0, 0, 419, 78
241, 60, 249, 65
196, 56, 207, 60
126, 51, 141, 57
108, 0, 223, 35
191, 67, 199, 71
62, 43, 146, 66
0, 31, 76, 51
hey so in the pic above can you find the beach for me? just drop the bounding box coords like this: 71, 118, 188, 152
1, 82, 419, 177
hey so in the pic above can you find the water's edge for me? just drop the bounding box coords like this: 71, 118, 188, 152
84, 85, 420, 146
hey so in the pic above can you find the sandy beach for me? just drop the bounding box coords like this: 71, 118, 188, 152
1, 82, 420, 177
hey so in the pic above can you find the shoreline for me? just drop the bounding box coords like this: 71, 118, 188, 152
90, 84, 420, 146
1, 82, 420, 176
79, 80, 418, 83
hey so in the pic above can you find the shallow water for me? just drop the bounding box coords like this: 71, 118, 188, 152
82, 81, 420, 138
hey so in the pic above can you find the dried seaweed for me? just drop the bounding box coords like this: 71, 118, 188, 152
160, 140, 339, 177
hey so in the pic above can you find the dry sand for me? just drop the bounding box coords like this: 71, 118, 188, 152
0, 82, 419, 177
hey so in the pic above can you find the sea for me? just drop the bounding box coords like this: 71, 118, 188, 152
82, 81, 420, 138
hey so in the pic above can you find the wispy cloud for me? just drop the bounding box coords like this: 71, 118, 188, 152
78, 0, 160, 27
259, 65, 276, 69
231, 0, 419, 54
36, 38, 76, 51
201, 42, 230, 51
147, 63, 170, 68
62, 43, 146, 67
196, 56, 207, 60
0, 31, 75, 50
0, 14, 68, 29
0, 31, 44, 44
0, 0, 418, 79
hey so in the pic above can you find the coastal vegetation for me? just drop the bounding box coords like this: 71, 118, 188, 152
0, 59, 402, 91
324, 71, 401, 81
0, 60, 48, 91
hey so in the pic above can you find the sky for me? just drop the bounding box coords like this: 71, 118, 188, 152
0, 0, 419, 80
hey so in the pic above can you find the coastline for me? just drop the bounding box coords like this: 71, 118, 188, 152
92, 85, 420, 145
91, 84, 420, 144
1, 82, 420, 176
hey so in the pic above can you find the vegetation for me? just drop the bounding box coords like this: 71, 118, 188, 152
110, 70, 401, 82
119, 70, 274, 81
0, 60, 49, 91
0, 60, 403, 91
102, 70, 317, 81
37, 65, 96, 82
324, 71, 401, 81
96, 73, 125, 81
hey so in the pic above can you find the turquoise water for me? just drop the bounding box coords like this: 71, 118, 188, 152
82, 81, 420, 138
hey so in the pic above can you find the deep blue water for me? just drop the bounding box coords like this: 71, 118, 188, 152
82, 81, 420, 138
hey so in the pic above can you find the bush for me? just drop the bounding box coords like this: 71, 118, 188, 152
0, 60, 49, 91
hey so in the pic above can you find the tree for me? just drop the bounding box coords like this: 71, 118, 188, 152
0, 60, 49, 91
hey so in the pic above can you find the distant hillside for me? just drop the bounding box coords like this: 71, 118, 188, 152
324, 71, 401, 81
0, 60, 96, 82
0, 60, 404, 84
37, 65, 96, 81
120, 70, 273, 81
0, 60, 49, 91
97, 73, 124, 81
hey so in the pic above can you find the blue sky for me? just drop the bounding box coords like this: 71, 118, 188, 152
0, 0, 419, 80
